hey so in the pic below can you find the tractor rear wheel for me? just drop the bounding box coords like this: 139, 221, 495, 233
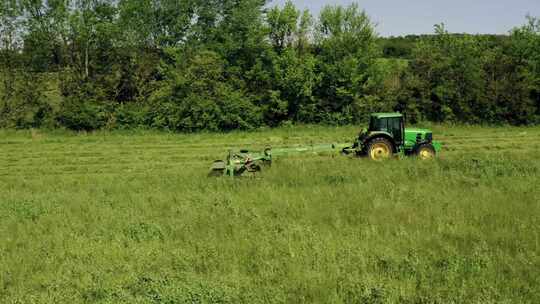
367, 138, 393, 161
416, 144, 436, 160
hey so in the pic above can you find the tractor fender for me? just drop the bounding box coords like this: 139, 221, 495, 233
362, 132, 398, 153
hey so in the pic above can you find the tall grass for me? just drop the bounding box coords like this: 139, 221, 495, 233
1, 126, 539, 303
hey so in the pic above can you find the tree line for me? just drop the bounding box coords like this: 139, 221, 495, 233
1, 0, 539, 131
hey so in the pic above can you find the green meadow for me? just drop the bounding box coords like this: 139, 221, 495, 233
1, 125, 539, 303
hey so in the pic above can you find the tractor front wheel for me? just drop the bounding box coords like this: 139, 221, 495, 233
367, 138, 393, 161
416, 144, 436, 160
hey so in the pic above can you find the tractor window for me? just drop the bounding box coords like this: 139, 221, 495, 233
380, 119, 389, 132
388, 118, 403, 143
369, 117, 389, 132
369, 117, 378, 131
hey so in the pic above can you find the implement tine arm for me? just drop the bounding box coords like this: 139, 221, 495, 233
271, 143, 351, 157
210, 142, 353, 177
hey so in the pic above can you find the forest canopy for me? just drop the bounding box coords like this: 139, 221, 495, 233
1, 0, 539, 131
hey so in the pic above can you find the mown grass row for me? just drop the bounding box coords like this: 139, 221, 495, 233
1, 126, 540, 303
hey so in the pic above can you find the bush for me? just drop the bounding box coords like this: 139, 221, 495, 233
109, 103, 150, 129
147, 50, 263, 132
0, 72, 54, 128
56, 98, 108, 131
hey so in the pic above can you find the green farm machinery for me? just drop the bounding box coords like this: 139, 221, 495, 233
209, 113, 442, 177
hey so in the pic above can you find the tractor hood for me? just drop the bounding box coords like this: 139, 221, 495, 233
403, 128, 440, 152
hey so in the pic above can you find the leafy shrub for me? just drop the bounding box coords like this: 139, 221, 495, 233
56, 97, 108, 131
148, 50, 263, 132
109, 103, 150, 129
0, 72, 53, 128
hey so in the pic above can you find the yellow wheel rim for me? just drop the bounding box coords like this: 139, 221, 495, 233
419, 148, 435, 160
370, 143, 391, 160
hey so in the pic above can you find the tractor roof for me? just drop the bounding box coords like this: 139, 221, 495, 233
371, 112, 403, 119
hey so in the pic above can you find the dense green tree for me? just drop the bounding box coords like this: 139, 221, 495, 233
268, 49, 319, 124
510, 17, 540, 121
267, 0, 299, 52
406, 23, 539, 124
1, 0, 52, 128
408, 24, 486, 122
314, 3, 380, 124
1, 1, 539, 130
149, 50, 262, 131
118, 0, 196, 48
264, 1, 318, 124
1, 0, 23, 109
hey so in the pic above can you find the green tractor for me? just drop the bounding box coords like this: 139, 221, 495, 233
210, 112, 441, 177
343, 112, 442, 160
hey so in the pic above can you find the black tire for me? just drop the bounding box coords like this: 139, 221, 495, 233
246, 163, 262, 173
366, 138, 394, 161
415, 143, 436, 160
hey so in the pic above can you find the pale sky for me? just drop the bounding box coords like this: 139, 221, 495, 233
271, 0, 540, 36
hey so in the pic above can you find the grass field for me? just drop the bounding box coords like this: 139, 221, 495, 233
1, 125, 540, 303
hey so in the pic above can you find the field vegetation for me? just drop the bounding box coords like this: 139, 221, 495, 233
1, 1, 540, 302
1, 125, 539, 303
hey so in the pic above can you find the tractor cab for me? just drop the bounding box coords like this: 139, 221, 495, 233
368, 113, 405, 146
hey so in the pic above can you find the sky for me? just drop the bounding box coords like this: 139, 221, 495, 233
271, 0, 540, 37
